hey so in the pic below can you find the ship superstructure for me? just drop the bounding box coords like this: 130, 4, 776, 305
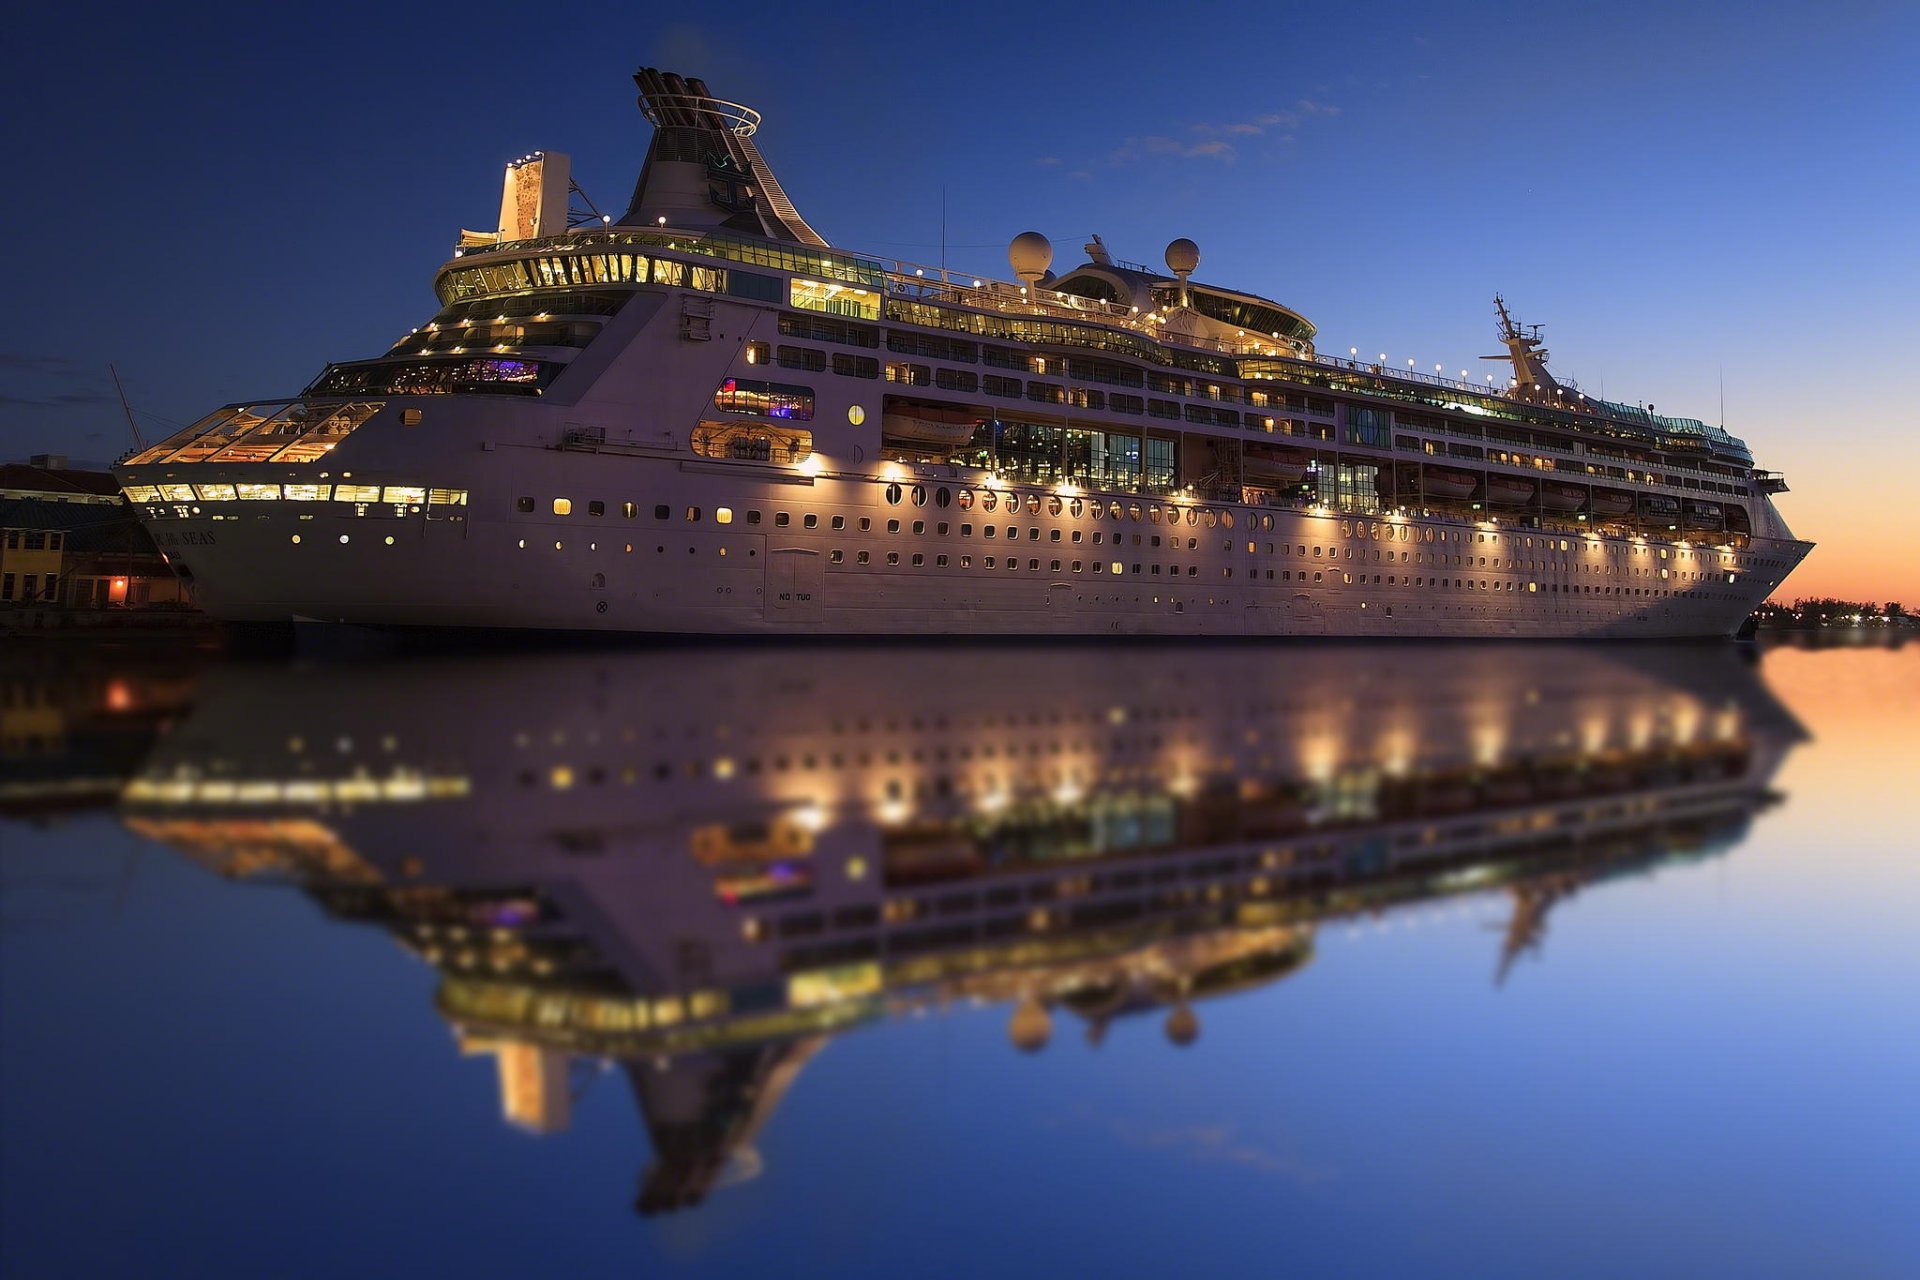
119, 642, 1803, 1211
113, 70, 1810, 638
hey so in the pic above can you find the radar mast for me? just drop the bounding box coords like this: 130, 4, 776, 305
1485, 295, 1562, 399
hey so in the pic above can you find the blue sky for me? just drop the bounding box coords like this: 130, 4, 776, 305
2, 0, 1913, 595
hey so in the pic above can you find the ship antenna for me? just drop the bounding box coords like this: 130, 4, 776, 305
110, 363, 146, 450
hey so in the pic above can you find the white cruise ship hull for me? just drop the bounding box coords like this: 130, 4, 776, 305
141, 451, 1809, 639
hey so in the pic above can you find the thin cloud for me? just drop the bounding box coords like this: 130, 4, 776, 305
0, 391, 112, 408
1048, 1107, 1337, 1188
1077, 99, 1340, 172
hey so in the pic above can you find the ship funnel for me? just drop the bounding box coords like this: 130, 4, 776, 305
619, 68, 828, 246
460, 151, 570, 246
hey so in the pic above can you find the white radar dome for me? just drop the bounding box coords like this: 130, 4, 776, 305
1009, 231, 1053, 282
1164, 238, 1200, 276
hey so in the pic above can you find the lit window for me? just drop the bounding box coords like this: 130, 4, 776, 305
553, 498, 572, 515
716, 507, 733, 524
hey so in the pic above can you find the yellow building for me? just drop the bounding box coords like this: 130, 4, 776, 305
0, 522, 65, 603
0, 461, 193, 610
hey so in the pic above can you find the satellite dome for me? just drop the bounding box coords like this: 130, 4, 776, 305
1164, 238, 1200, 277
1009, 995, 1053, 1052
1009, 231, 1053, 282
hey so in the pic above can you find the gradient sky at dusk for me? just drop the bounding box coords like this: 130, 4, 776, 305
2, 1, 1914, 601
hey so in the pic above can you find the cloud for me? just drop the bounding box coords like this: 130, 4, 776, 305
1050, 1107, 1337, 1188
0, 391, 111, 408
1089, 100, 1340, 170
1034, 155, 1063, 167
1110, 134, 1239, 164
0, 354, 115, 410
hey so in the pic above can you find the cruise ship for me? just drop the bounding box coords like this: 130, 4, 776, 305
114, 70, 1811, 638
118, 641, 1803, 1211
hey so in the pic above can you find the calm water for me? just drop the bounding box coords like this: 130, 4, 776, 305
2, 637, 1915, 1278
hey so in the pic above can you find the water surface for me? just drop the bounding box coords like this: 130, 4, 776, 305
2, 638, 1914, 1277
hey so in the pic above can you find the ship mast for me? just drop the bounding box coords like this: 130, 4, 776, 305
1485, 295, 1561, 400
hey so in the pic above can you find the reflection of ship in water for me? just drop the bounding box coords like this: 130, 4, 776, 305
1, 650, 208, 822
119, 644, 1802, 1214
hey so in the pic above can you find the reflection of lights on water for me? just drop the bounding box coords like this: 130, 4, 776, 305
1627, 712, 1654, 751
1300, 731, 1341, 783
1472, 723, 1505, 768
1378, 726, 1414, 777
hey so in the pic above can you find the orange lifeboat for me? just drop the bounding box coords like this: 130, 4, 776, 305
1484, 475, 1538, 506
1243, 443, 1312, 485
1590, 488, 1635, 516
881, 404, 980, 448
1419, 465, 1478, 500
1540, 481, 1588, 512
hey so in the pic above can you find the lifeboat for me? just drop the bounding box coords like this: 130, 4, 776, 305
1683, 499, 1724, 527
1640, 494, 1680, 520
1419, 466, 1479, 500
1242, 443, 1312, 485
1484, 475, 1538, 506
1540, 481, 1588, 512
881, 405, 980, 447
1590, 488, 1635, 516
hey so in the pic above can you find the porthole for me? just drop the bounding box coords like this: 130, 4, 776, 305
1069, 498, 1083, 518
1024, 495, 1040, 515
911, 484, 927, 506
1221, 511, 1235, 529
290, 534, 301, 544
1048, 495, 1063, 516
384, 535, 395, 545
885, 483, 903, 505
982, 492, 998, 512
1128, 504, 1142, 522
848, 405, 867, 426
935, 486, 952, 508
957, 489, 973, 510
338, 534, 350, 544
